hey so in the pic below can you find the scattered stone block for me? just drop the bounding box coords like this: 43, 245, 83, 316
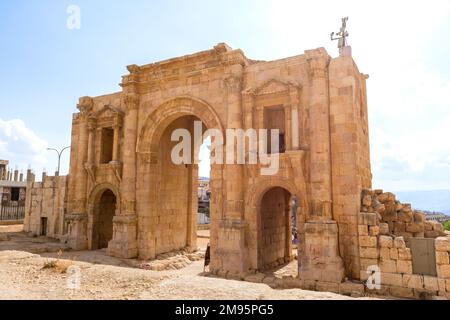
394, 237, 406, 249
379, 235, 393, 248
435, 237, 450, 252
379, 223, 390, 235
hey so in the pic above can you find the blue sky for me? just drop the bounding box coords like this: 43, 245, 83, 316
0, 0, 449, 191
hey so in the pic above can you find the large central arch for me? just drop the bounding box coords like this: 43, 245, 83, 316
135, 96, 224, 260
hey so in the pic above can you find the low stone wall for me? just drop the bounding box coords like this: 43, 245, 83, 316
23, 176, 68, 238
358, 189, 450, 299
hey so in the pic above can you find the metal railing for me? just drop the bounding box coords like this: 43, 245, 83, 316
0, 202, 25, 221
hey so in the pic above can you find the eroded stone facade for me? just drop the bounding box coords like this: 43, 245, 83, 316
64, 43, 372, 284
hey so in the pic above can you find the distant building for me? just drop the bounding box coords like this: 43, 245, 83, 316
423, 211, 450, 223
0, 160, 29, 221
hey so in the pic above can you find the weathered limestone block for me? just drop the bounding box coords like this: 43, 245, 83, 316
362, 194, 372, 208
413, 212, 425, 223
379, 259, 397, 273
358, 225, 368, 236
435, 237, 450, 252
424, 221, 433, 231
397, 260, 413, 274
394, 221, 406, 232
359, 236, 377, 248
432, 222, 445, 233
378, 192, 395, 204
381, 272, 403, 287
398, 248, 412, 260
359, 258, 379, 271
437, 265, 450, 279
425, 231, 440, 238
299, 221, 345, 283
389, 286, 414, 299
369, 226, 380, 236
379, 235, 394, 248
414, 232, 425, 238
339, 281, 365, 296
379, 223, 390, 235
423, 276, 439, 291
436, 251, 450, 265
379, 247, 390, 259
382, 210, 398, 222
360, 247, 379, 259
359, 212, 378, 226
397, 211, 413, 223
316, 282, 340, 294
390, 248, 399, 260
406, 222, 424, 234
403, 274, 424, 289
394, 237, 406, 249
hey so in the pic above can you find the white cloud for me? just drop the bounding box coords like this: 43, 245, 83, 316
0, 118, 48, 172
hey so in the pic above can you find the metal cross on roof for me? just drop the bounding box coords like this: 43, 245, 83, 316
331, 17, 349, 54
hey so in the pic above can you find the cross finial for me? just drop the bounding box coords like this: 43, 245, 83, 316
331, 17, 350, 56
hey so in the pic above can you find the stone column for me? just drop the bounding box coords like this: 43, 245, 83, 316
86, 118, 97, 166
298, 50, 345, 285
66, 96, 93, 251
107, 93, 138, 259
289, 87, 300, 151
306, 52, 333, 220
213, 71, 249, 277
112, 116, 121, 163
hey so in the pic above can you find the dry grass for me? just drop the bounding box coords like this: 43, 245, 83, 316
42, 250, 76, 274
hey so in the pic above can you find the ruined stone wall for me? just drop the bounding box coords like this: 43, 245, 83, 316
358, 189, 450, 299
23, 175, 68, 238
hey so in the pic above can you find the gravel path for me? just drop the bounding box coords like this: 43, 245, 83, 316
0, 225, 376, 300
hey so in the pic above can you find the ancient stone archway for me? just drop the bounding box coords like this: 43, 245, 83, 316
88, 183, 119, 250
135, 97, 224, 260
258, 187, 293, 270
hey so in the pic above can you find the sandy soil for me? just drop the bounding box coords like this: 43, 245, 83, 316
0, 225, 375, 300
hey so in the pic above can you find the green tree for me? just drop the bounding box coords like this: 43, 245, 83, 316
443, 220, 450, 231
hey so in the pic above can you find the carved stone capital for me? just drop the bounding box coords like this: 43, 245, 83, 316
122, 93, 140, 110
224, 75, 242, 91
87, 117, 97, 131
77, 96, 94, 114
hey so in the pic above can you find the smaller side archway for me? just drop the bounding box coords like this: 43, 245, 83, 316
258, 187, 294, 270
87, 183, 119, 250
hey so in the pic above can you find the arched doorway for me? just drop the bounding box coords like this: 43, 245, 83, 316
136, 97, 224, 260
92, 189, 116, 250
258, 187, 295, 271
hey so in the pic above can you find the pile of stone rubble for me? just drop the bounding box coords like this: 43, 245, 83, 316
361, 189, 446, 242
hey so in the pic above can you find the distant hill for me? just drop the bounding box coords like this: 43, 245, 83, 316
394, 190, 450, 215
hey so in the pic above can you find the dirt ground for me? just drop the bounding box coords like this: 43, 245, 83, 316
0, 225, 376, 300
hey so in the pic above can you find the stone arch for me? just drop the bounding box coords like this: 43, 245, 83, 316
137, 96, 224, 155
135, 96, 224, 260
246, 178, 305, 271
87, 183, 119, 250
